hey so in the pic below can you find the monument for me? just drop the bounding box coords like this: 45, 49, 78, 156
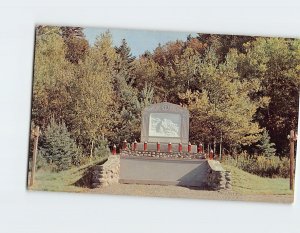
121, 102, 198, 154
117, 102, 231, 190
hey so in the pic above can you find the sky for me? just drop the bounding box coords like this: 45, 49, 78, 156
83, 27, 197, 57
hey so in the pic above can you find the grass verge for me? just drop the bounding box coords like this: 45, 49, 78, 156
28, 157, 108, 193
223, 164, 293, 195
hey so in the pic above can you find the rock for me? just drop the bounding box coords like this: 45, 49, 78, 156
91, 183, 100, 189
225, 184, 232, 189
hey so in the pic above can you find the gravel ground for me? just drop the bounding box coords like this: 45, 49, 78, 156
90, 183, 294, 203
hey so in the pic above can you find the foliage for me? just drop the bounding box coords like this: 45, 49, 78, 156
60, 26, 89, 64
32, 26, 76, 128
69, 31, 117, 153
93, 138, 110, 158
41, 118, 82, 172
197, 33, 255, 62
237, 38, 300, 154
223, 152, 290, 178
256, 129, 276, 157
36, 150, 51, 171
179, 48, 266, 147
31, 26, 299, 163
115, 38, 136, 84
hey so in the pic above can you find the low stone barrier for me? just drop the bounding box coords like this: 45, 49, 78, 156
206, 160, 232, 190
75, 155, 120, 188
121, 150, 206, 159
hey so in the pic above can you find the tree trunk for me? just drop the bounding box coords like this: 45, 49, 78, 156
90, 140, 94, 157
219, 132, 222, 161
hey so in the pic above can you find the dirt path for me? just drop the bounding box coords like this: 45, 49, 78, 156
89, 183, 293, 203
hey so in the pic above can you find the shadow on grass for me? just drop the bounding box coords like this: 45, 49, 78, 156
73, 158, 108, 188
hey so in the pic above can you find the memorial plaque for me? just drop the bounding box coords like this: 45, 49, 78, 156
141, 102, 189, 143
149, 113, 181, 138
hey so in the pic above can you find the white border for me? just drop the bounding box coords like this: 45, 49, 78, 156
0, 1, 300, 233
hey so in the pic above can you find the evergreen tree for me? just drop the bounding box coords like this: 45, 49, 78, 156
256, 129, 276, 157
115, 38, 136, 84
41, 118, 81, 171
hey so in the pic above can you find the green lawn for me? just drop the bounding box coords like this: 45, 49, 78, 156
223, 164, 293, 195
28, 157, 108, 193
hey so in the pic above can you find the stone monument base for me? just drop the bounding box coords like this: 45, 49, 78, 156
119, 156, 232, 190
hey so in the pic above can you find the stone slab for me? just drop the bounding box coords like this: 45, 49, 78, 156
120, 157, 209, 187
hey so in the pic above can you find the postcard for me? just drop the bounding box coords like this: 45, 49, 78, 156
27, 25, 299, 203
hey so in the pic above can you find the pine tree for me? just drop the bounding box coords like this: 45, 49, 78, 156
115, 38, 136, 84
256, 129, 276, 157
42, 118, 81, 171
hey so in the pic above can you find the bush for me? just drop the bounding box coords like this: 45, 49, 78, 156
36, 150, 50, 171
223, 152, 290, 178
93, 138, 110, 158
41, 118, 82, 172
256, 129, 276, 157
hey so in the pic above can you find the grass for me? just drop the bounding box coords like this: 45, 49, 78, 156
223, 164, 293, 195
28, 157, 108, 193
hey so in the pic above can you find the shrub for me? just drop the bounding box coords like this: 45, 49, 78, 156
36, 150, 50, 170
41, 118, 82, 172
93, 139, 110, 158
256, 129, 276, 157
223, 152, 290, 178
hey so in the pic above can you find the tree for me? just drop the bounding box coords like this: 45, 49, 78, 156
69, 31, 117, 155
132, 55, 161, 101
60, 26, 89, 64
256, 129, 276, 157
197, 33, 255, 62
185, 37, 207, 54
41, 118, 81, 171
32, 26, 75, 129
115, 39, 136, 85
179, 48, 267, 149
162, 47, 201, 102
237, 38, 300, 154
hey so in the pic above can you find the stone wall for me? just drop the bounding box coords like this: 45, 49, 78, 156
76, 155, 120, 189
121, 150, 205, 159
96, 155, 120, 187
131, 142, 198, 153
206, 160, 232, 190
